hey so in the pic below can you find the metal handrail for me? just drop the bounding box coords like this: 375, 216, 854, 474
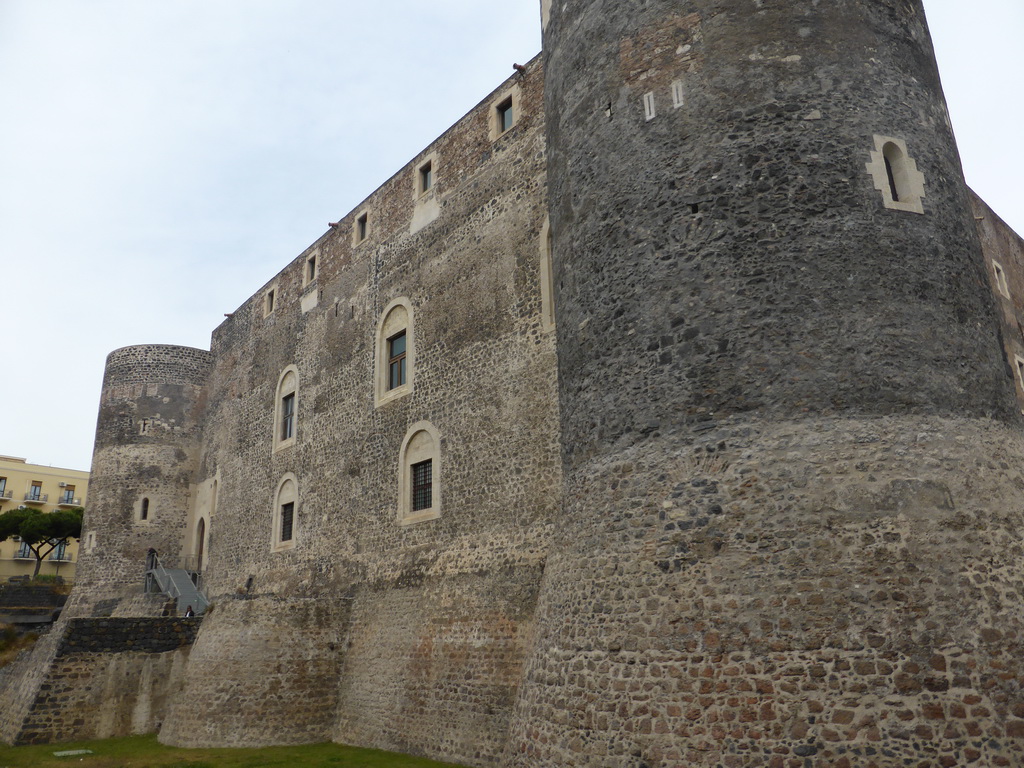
24, 492, 48, 502
0, 490, 12, 499
145, 552, 209, 613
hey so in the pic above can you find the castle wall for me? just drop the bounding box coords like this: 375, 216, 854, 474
971, 192, 1024, 411
157, 56, 560, 763
508, 0, 1024, 766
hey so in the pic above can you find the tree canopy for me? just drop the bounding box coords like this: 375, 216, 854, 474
0, 506, 83, 578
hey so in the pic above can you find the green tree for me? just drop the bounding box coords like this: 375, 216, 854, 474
0, 506, 83, 579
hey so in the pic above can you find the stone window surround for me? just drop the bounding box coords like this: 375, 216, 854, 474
866, 134, 926, 214
992, 260, 1011, 299
263, 284, 278, 318
303, 249, 319, 288
272, 473, 298, 552
413, 154, 434, 198
375, 298, 415, 408
414, 152, 438, 200
490, 84, 522, 141
398, 421, 441, 526
353, 210, 370, 246
273, 365, 299, 453
135, 496, 151, 524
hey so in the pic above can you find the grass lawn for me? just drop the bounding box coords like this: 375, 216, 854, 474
0, 735, 468, 768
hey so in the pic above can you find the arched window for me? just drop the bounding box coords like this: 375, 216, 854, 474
866, 135, 925, 214
398, 421, 441, 526
539, 216, 556, 331
375, 298, 415, 407
272, 474, 298, 552
273, 366, 299, 452
137, 496, 150, 523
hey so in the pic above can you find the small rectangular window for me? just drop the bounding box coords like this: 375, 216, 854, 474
643, 91, 656, 121
281, 392, 295, 440
280, 502, 294, 542
497, 97, 514, 133
993, 261, 1011, 299
265, 289, 275, 316
306, 254, 317, 283
356, 213, 368, 242
411, 460, 432, 511
419, 161, 433, 195
671, 80, 685, 109
388, 331, 407, 390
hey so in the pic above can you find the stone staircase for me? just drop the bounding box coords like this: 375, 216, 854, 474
146, 556, 209, 616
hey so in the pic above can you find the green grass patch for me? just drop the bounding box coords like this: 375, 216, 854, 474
0, 735, 467, 768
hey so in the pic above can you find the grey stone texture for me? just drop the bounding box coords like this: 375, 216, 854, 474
4, 2, 1024, 766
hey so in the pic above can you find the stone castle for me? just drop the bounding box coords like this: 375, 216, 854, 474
4, 1, 1024, 766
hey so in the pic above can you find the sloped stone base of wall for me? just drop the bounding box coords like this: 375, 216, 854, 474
159, 596, 348, 748
507, 415, 1024, 768
0, 617, 199, 745
335, 566, 544, 767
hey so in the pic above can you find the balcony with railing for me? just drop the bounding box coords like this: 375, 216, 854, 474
23, 492, 48, 504
57, 494, 81, 507
0, 489, 12, 502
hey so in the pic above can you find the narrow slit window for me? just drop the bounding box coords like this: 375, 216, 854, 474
265, 289, 275, 315
671, 80, 685, 109
388, 331, 407, 390
141, 497, 149, 521
411, 460, 432, 511
357, 213, 368, 242
993, 261, 1010, 299
643, 91, 656, 121
306, 254, 317, 283
884, 154, 899, 202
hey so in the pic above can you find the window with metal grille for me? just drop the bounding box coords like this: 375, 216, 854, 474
280, 502, 294, 543
281, 392, 295, 440
388, 331, 407, 390
411, 459, 432, 512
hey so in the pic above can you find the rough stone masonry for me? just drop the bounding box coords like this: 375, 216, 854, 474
4, 1, 1024, 766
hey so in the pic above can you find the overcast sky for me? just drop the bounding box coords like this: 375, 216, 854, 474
1, 1, 1021, 473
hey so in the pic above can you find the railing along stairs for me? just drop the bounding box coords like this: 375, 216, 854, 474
145, 550, 209, 616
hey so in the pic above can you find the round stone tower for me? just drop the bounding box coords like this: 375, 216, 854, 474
71, 344, 212, 613
510, 1, 1024, 766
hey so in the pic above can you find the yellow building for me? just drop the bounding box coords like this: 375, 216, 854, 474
0, 455, 88, 582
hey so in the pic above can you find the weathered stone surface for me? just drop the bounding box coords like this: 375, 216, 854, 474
4, 2, 1024, 767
